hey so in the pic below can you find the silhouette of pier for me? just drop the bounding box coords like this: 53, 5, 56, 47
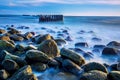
39, 15, 63, 22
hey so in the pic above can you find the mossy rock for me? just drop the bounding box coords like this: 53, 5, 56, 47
38, 39, 60, 58
0, 40, 15, 52
80, 70, 107, 80
60, 48, 85, 66
82, 62, 108, 73
107, 71, 120, 80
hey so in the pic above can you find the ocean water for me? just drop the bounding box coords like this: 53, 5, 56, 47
0, 15, 120, 77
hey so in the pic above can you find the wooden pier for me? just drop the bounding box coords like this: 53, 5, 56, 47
39, 15, 63, 22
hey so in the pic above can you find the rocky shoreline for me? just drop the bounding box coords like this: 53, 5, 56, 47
0, 25, 120, 80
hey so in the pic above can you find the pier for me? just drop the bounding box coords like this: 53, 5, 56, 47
39, 15, 63, 22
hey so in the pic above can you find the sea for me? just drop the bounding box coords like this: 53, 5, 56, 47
0, 15, 120, 77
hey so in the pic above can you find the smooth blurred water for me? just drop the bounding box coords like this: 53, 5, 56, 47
0, 15, 120, 64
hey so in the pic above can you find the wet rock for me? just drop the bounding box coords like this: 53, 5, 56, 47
91, 37, 102, 41
31, 63, 47, 72
93, 45, 106, 50
102, 47, 120, 56
47, 59, 60, 67
38, 39, 60, 58
88, 30, 94, 33
83, 52, 93, 60
8, 65, 38, 80
69, 48, 85, 54
75, 42, 88, 48
17, 26, 29, 29
25, 50, 50, 63
36, 34, 53, 44
107, 41, 120, 49
25, 45, 37, 51
107, 71, 120, 80
15, 44, 25, 51
82, 62, 108, 73
0, 35, 10, 41
77, 30, 85, 34
2, 59, 19, 72
2, 50, 27, 67
57, 33, 66, 38
0, 29, 6, 34
117, 62, 120, 70
110, 64, 117, 71
24, 32, 34, 40
0, 40, 15, 52
54, 38, 66, 46
62, 59, 83, 75
60, 48, 85, 66
80, 70, 107, 80
0, 69, 9, 80
7, 28, 21, 34
8, 40, 15, 45
10, 34, 24, 41
53, 72, 78, 80
65, 36, 73, 41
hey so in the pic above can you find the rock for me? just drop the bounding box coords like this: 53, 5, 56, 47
2, 59, 19, 72
10, 34, 24, 41
69, 48, 85, 54
25, 50, 50, 63
2, 50, 27, 67
47, 59, 60, 67
83, 52, 93, 60
24, 32, 33, 39
53, 72, 78, 80
0, 35, 10, 41
0, 69, 9, 80
80, 70, 107, 80
110, 64, 117, 71
8, 65, 38, 80
93, 45, 106, 50
62, 59, 83, 75
91, 37, 102, 41
0, 29, 6, 34
107, 71, 120, 80
60, 48, 85, 66
77, 30, 85, 34
38, 39, 60, 58
31, 63, 47, 72
25, 45, 37, 51
0, 40, 15, 52
54, 38, 66, 46
117, 62, 120, 70
15, 44, 25, 51
7, 27, 21, 34
75, 42, 88, 48
36, 34, 53, 44
102, 47, 120, 56
107, 41, 120, 49
82, 62, 108, 73
65, 36, 73, 41
8, 40, 15, 45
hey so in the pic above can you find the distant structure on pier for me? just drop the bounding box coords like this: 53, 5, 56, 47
39, 15, 63, 22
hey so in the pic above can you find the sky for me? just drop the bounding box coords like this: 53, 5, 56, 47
0, 0, 120, 16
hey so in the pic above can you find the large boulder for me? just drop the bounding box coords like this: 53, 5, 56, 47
60, 48, 85, 66
0, 40, 15, 52
107, 71, 120, 80
62, 59, 83, 75
24, 32, 34, 40
25, 50, 50, 63
8, 65, 38, 80
82, 62, 108, 73
107, 41, 120, 49
2, 59, 19, 72
35, 34, 53, 44
79, 70, 107, 80
38, 39, 60, 58
102, 47, 120, 56
0, 69, 9, 80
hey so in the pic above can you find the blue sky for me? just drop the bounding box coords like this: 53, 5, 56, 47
0, 0, 120, 16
